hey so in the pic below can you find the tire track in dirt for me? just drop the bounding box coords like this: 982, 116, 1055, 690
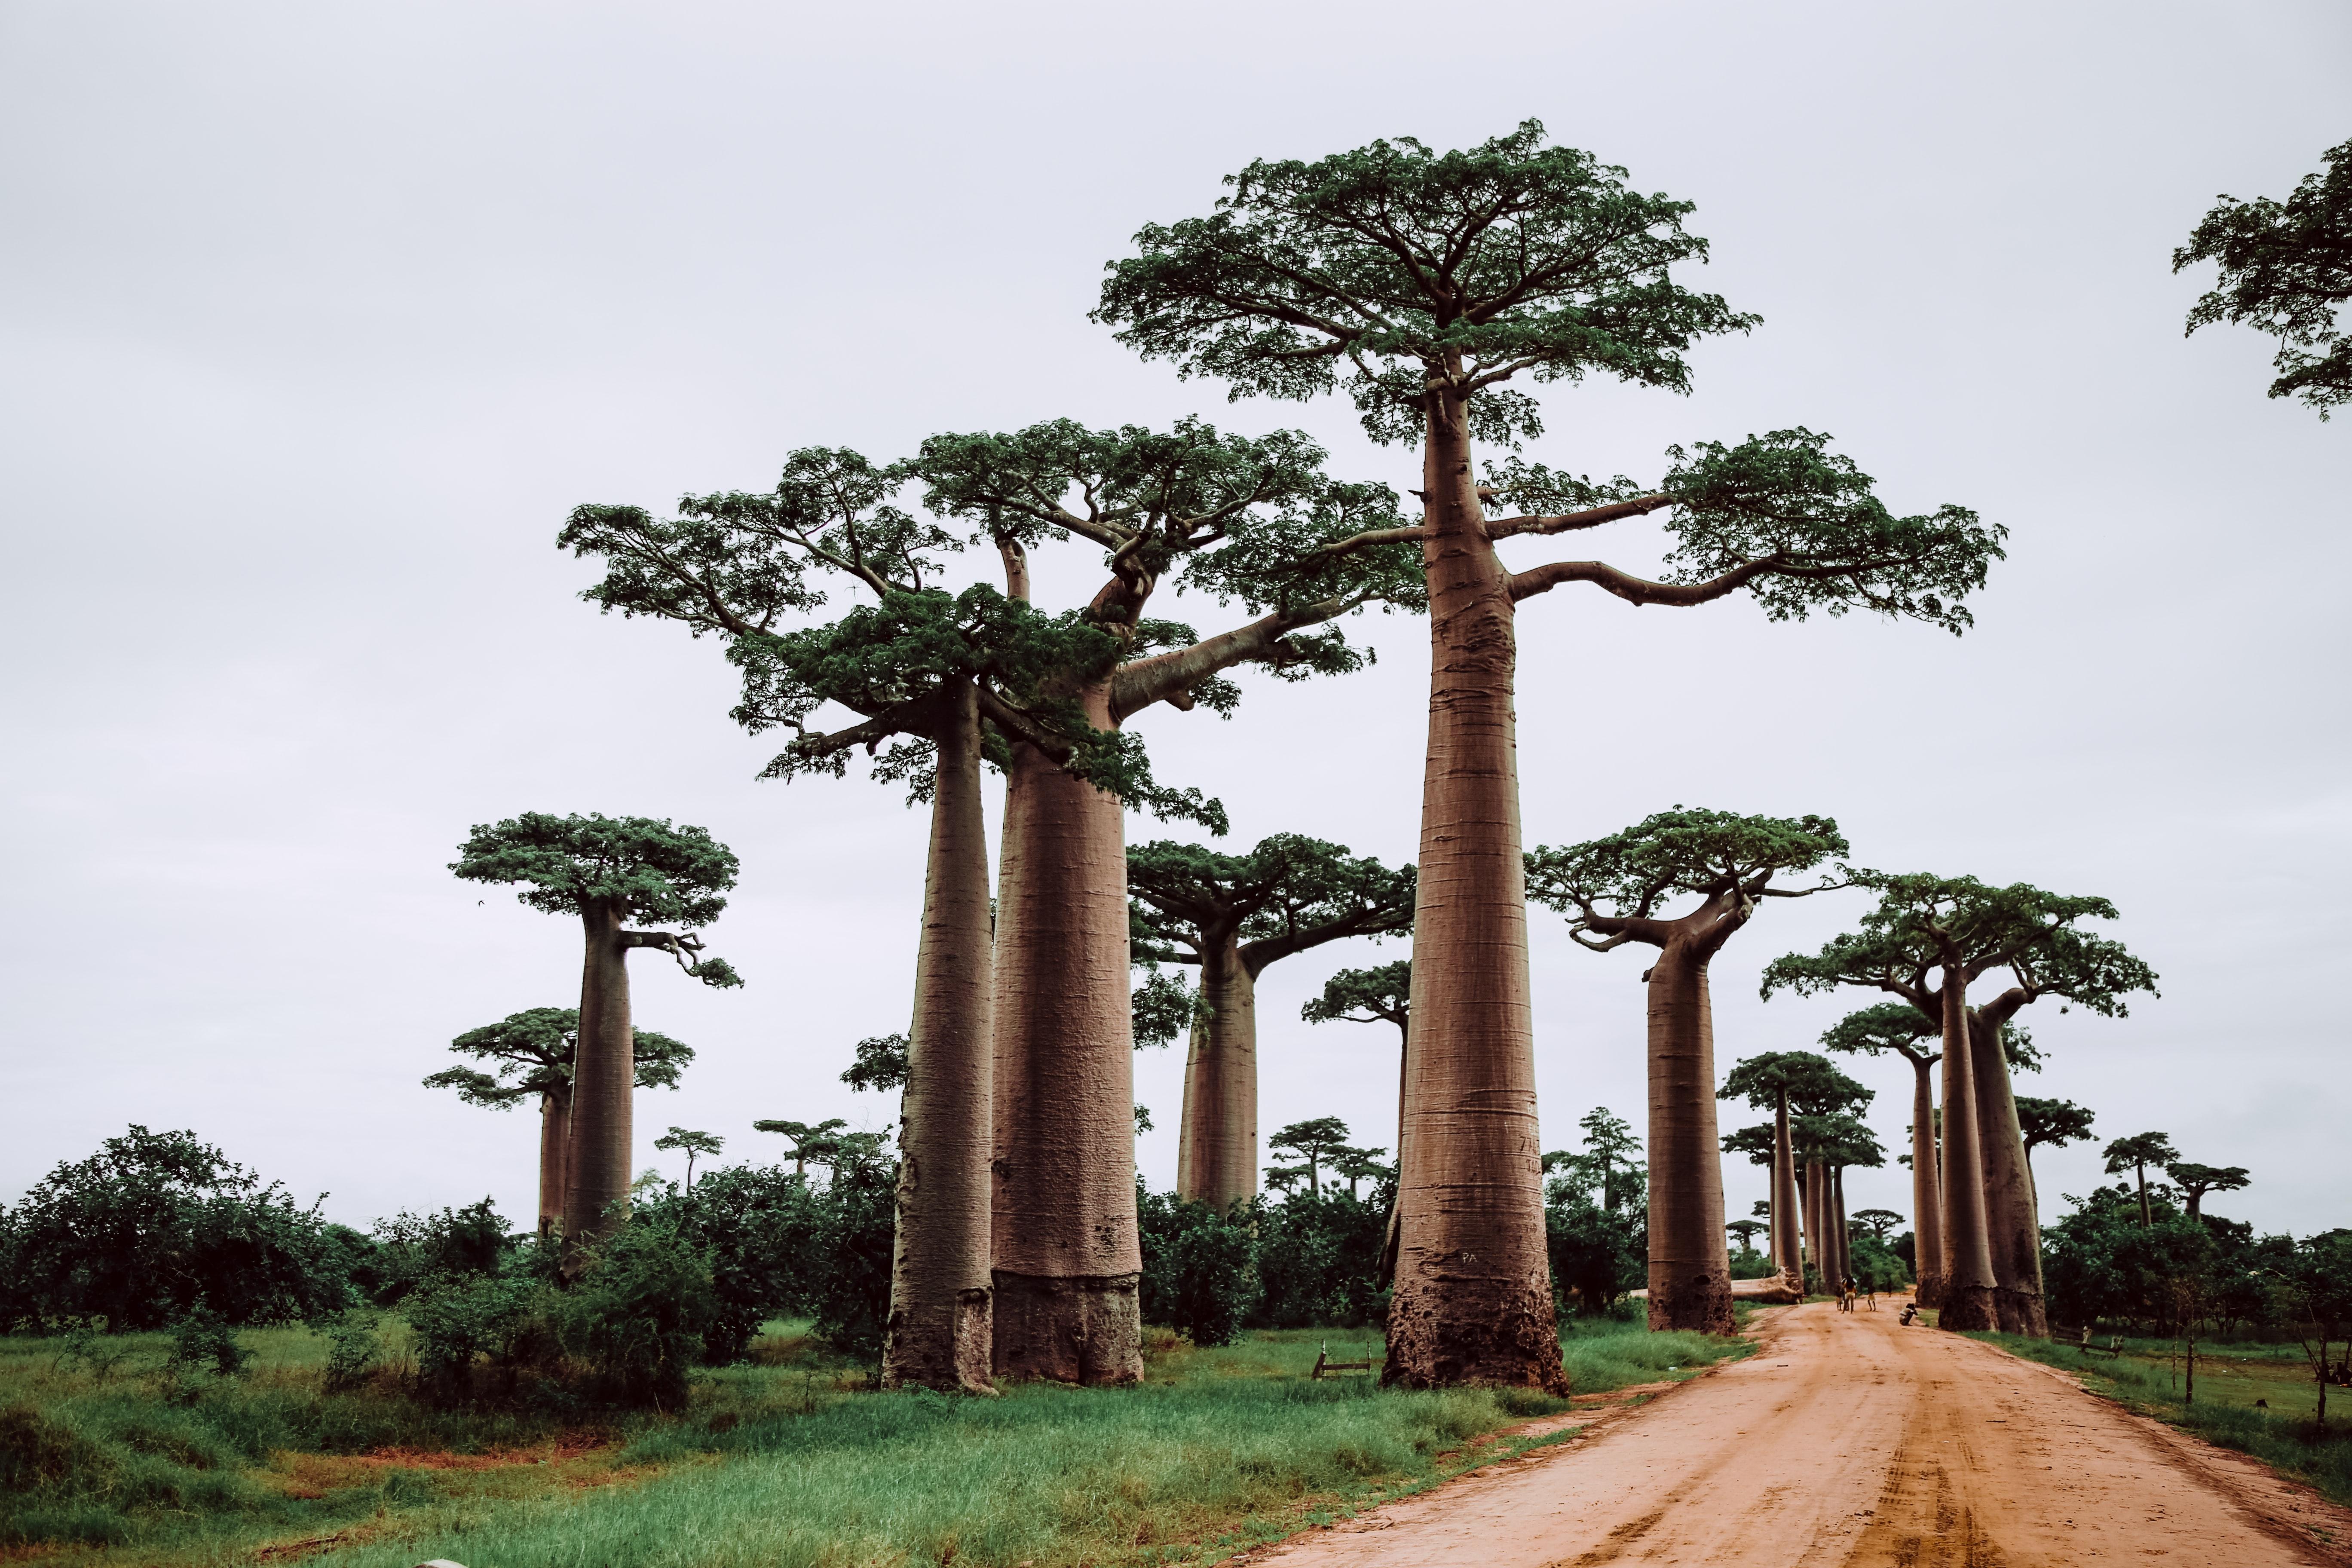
1252, 1301, 2352, 1567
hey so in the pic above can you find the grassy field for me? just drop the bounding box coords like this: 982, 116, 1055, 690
1, 1313, 1752, 1568
1967, 1329, 2352, 1507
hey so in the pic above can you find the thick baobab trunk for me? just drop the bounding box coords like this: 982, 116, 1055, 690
1907, 1051, 1945, 1307
1643, 939, 1733, 1332
1802, 1159, 1827, 1288
564, 901, 634, 1265
1174, 930, 1258, 1212
990, 682, 1142, 1385
537, 1087, 570, 1244
1971, 1013, 2048, 1337
1386, 389, 1564, 1394
1771, 1092, 1803, 1285
1936, 973, 1999, 1329
884, 683, 997, 1393
1831, 1165, 1850, 1287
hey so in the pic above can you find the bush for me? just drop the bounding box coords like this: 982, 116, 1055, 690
1138, 1191, 1259, 1346
555, 1223, 723, 1410
632, 1164, 826, 1360
0, 1127, 352, 1332
1249, 1191, 1387, 1330
405, 1274, 545, 1404
356, 1199, 512, 1304
314, 1309, 382, 1392
807, 1158, 896, 1363
1848, 1233, 1911, 1293
165, 1305, 251, 1379
1545, 1185, 1643, 1316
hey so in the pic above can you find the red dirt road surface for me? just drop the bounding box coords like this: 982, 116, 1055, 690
1259, 1301, 2352, 1566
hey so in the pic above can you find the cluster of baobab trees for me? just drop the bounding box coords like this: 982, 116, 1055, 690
453, 120, 2067, 1396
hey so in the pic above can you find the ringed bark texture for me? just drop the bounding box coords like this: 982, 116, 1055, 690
1935, 974, 1999, 1330
1970, 1014, 2048, 1337
564, 902, 634, 1262
1802, 1160, 1827, 1284
1831, 1166, 1850, 1286
883, 684, 997, 1393
1643, 941, 1732, 1332
537, 1088, 571, 1243
1771, 1094, 1803, 1285
1173, 931, 1257, 1212
990, 683, 1143, 1386
1384, 391, 1565, 1394
1906, 1053, 1945, 1308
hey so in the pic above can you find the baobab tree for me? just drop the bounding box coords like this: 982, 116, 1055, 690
1528, 808, 1847, 1331
1127, 834, 1414, 1210
1265, 1117, 1353, 1196
753, 1118, 847, 1180
1796, 1112, 1883, 1289
450, 813, 741, 1265
1725, 1219, 1768, 1255
1302, 961, 1413, 1280
841, 1034, 910, 1095
1332, 1145, 1393, 1200
1096, 122, 2003, 1388
2174, 137, 2352, 416
2165, 1160, 2251, 1221
1819, 1002, 1945, 1305
1764, 874, 2157, 1334
1853, 1209, 1903, 1243
424, 1006, 694, 1241
655, 1127, 722, 1187
2103, 1132, 2179, 1226
1720, 1052, 1868, 1289
2015, 1096, 2096, 1220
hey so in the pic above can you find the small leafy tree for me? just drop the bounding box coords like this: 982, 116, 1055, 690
2015, 1096, 2097, 1213
451, 813, 741, 1263
751, 1118, 847, 1180
2174, 138, 2352, 416
2271, 1231, 2352, 1428
2163, 1160, 2251, 1222
424, 1007, 693, 1237
1725, 1218, 1769, 1252
654, 1128, 723, 1187
1853, 1209, 1905, 1242
1266, 1118, 1353, 1197
1136, 1188, 1259, 1346
2102, 1133, 2180, 1228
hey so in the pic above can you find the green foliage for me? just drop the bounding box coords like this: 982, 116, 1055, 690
2017, 1096, 2097, 1160
1094, 119, 1750, 446
0, 1126, 352, 1333
1847, 1233, 1911, 1293
314, 1309, 381, 1393
166, 1305, 252, 1380
1527, 808, 1847, 928
751, 1118, 847, 1175
355, 1198, 512, 1305
2165, 1161, 2252, 1214
806, 1157, 896, 1364
450, 812, 740, 936
424, 1007, 694, 1107
631, 1166, 827, 1357
557, 1223, 726, 1412
1136, 1191, 1261, 1346
1128, 835, 1415, 975
839, 1033, 909, 1093
1762, 872, 2158, 1020
1300, 960, 1409, 1038
1851, 1208, 1904, 1241
403, 1272, 543, 1404
2175, 138, 2352, 415
1129, 967, 1197, 1050
655, 1127, 724, 1186
1718, 1051, 1869, 1117
1265, 1118, 1354, 1196
1544, 1179, 1644, 1317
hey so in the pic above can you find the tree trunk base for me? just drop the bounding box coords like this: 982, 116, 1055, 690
990, 1271, 1142, 1385
1915, 1272, 1945, 1311
1383, 1277, 1569, 1393
1993, 1288, 2048, 1338
882, 1286, 995, 1395
1646, 1265, 1735, 1335
1938, 1283, 1998, 1330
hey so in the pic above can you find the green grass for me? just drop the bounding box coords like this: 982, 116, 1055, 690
1969, 1331, 2352, 1509
0, 1314, 1751, 1567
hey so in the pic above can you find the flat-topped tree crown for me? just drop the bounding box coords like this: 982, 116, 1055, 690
1095, 120, 1749, 447
424, 1007, 693, 1106
1129, 836, 1416, 971
1301, 961, 1410, 1040
1819, 1002, 1941, 1064
2016, 1097, 2096, 1160
2174, 138, 2352, 416
451, 813, 742, 985
1528, 808, 1847, 952
2164, 1161, 2251, 1219
1719, 1051, 1868, 1117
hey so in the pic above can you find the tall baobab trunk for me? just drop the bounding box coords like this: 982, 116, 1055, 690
1771, 1091, 1803, 1285
564, 900, 634, 1265
537, 1087, 571, 1244
1174, 929, 1257, 1211
1970, 1012, 2048, 1337
1935, 971, 1999, 1329
1386, 387, 1564, 1394
990, 682, 1142, 1385
1831, 1165, 1850, 1286
1643, 935, 1733, 1332
1803, 1159, 1828, 1286
884, 683, 997, 1393
1905, 1050, 1945, 1306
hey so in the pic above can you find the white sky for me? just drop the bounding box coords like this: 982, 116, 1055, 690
2, 1, 2345, 1244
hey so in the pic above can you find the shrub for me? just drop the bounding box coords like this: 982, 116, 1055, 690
1250, 1191, 1385, 1330
1545, 1185, 1643, 1316
314, 1308, 383, 1392
405, 1274, 545, 1403
632, 1164, 825, 1359
555, 1222, 723, 1410
357, 1200, 512, 1304
165, 1305, 251, 1379
807, 1158, 896, 1363
0, 1127, 352, 1332
1138, 1192, 1259, 1346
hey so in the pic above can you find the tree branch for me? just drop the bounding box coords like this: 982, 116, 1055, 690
1508, 554, 1782, 606
1483, 495, 1670, 542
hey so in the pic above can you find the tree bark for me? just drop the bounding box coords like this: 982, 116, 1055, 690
1935, 969, 1999, 1329
1970, 1011, 2048, 1337
989, 680, 1142, 1385
563, 900, 634, 1267
1385, 386, 1564, 1394
1772, 1090, 1803, 1286
883, 681, 997, 1393
537, 1087, 571, 1245
1832, 1164, 1851, 1287
1643, 937, 1732, 1332
1802, 1159, 1827, 1289
1905, 1050, 1945, 1307
1173, 928, 1257, 1212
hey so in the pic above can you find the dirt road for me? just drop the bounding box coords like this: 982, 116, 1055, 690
1260, 1301, 2352, 1566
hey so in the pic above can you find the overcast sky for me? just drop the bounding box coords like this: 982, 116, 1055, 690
3, 2, 2344, 1245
